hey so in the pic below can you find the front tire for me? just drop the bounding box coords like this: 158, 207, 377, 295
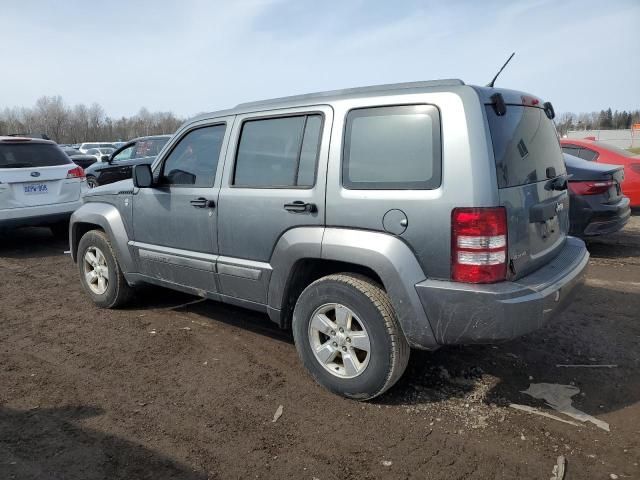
77, 230, 133, 308
86, 176, 99, 188
292, 273, 410, 400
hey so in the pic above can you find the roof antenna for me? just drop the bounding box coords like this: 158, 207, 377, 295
486, 52, 515, 88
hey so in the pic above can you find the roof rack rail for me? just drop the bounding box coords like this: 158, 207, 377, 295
235, 79, 465, 109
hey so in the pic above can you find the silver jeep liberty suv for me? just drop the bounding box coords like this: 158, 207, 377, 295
70, 79, 588, 400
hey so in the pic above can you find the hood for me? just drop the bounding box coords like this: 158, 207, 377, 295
83, 179, 134, 199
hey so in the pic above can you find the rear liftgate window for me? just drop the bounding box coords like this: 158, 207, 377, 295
486, 105, 566, 188
0, 144, 72, 168
342, 105, 442, 190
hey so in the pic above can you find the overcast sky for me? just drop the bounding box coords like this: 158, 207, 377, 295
2, 0, 638, 118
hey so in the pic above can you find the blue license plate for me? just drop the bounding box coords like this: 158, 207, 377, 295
23, 183, 48, 194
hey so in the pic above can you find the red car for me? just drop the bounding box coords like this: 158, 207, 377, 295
560, 138, 640, 207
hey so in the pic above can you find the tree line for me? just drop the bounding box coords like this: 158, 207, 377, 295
2, 96, 638, 143
0, 96, 185, 144
555, 108, 640, 136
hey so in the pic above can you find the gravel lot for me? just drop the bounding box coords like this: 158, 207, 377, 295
1, 218, 639, 480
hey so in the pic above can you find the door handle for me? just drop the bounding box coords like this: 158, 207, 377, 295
284, 201, 317, 213
190, 197, 215, 208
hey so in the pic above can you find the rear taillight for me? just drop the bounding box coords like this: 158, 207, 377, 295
451, 207, 507, 284
568, 180, 613, 196
67, 166, 85, 179
630, 163, 640, 175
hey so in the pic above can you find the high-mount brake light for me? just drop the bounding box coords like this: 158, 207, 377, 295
451, 207, 507, 284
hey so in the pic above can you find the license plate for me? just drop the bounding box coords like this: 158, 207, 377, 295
23, 183, 48, 194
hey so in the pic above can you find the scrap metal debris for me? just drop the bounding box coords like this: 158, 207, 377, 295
550, 455, 566, 480
272, 405, 283, 423
522, 383, 610, 432
509, 404, 582, 427
556, 364, 617, 368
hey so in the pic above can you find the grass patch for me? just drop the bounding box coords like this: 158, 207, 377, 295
628, 147, 640, 154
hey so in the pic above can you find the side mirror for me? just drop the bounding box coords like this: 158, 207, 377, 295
133, 164, 154, 188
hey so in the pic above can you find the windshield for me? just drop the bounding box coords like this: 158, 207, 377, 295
0, 143, 72, 168
486, 105, 566, 188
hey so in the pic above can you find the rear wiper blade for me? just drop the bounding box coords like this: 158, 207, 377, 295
546, 174, 572, 191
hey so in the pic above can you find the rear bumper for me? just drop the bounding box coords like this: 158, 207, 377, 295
0, 200, 82, 228
570, 196, 631, 237
415, 236, 589, 345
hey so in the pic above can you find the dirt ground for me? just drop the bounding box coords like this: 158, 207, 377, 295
1, 218, 639, 480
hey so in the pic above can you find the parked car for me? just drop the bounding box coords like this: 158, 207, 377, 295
560, 138, 640, 207
70, 80, 588, 400
564, 153, 630, 236
85, 147, 115, 163
60, 147, 98, 169
0, 136, 86, 237
79, 142, 116, 154
84, 135, 171, 188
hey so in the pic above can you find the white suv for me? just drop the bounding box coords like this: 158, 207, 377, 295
0, 136, 86, 237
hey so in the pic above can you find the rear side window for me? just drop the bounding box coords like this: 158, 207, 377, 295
486, 105, 566, 188
577, 148, 598, 162
233, 114, 322, 188
561, 145, 580, 157
342, 105, 441, 190
0, 143, 71, 168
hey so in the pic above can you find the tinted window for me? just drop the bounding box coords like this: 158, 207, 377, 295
134, 138, 168, 158
343, 105, 441, 189
233, 114, 322, 188
486, 105, 566, 188
161, 125, 225, 186
113, 145, 135, 161
561, 145, 581, 157
577, 148, 598, 162
0, 143, 72, 168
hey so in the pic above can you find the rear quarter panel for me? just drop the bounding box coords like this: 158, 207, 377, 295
325, 86, 498, 279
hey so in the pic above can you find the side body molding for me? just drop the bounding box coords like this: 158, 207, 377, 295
267, 227, 438, 350
70, 202, 136, 273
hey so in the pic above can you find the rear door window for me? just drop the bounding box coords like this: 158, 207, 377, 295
0, 143, 72, 168
233, 114, 322, 188
486, 105, 566, 188
342, 105, 441, 190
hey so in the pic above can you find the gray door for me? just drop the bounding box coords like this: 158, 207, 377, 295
216, 105, 333, 304
132, 119, 232, 293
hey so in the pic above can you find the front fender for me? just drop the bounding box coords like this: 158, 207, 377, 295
70, 202, 135, 273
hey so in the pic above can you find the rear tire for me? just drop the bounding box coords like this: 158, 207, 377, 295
292, 273, 410, 400
77, 229, 133, 308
